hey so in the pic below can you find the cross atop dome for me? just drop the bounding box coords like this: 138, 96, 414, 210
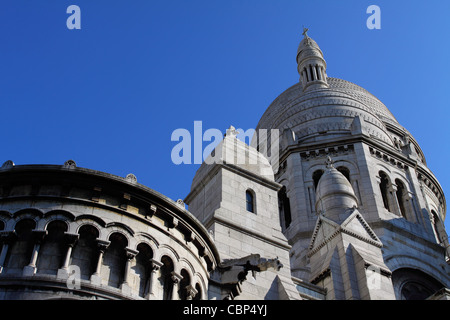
325, 156, 334, 169
302, 27, 309, 37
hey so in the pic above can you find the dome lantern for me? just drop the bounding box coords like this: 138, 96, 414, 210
296, 28, 329, 91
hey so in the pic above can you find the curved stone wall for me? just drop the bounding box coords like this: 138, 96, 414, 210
0, 163, 219, 300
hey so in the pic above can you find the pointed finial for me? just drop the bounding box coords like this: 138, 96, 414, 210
225, 125, 239, 138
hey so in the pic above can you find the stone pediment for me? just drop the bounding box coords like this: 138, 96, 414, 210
308, 209, 382, 257
340, 210, 381, 245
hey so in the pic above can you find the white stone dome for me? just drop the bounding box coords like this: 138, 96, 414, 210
255, 31, 402, 149
255, 77, 399, 147
315, 159, 358, 221
190, 126, 275, 193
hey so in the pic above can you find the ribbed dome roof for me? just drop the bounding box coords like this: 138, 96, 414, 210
296, 35, 324, 63
255, 77, 399, 146
255, 30, 401, 149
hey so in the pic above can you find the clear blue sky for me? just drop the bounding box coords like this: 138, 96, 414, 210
0, 1, 449, 230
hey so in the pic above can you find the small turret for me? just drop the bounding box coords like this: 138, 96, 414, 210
296, 28, 328, 91
315, 157, 358, 222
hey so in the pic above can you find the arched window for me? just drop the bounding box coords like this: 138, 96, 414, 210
133, 243, 153, 298
278, 187, 292, 229
392, 268, 444, 300
379, 172, 391, 211
159, 255, 174, 300
37, 220, 67, 275
246, 190, 255, 213
71, 225, 99, 280
431, 210, 443, 244
395, 179, 407, 218
179, 269, 191, 300
313, 170, 324, 190
103, 232, 128, 288
337, 166, 350, 182
5, 219, 36, 274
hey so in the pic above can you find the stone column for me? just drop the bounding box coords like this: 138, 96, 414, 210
312, 64, 318, 80
307, 184, 316, 216
375, 175, 384, 209
0, 231, 16, 273
389, 184, 401, 217
170, 271, 183, 300
23, 230, 47, 276
90, 240, 110, 285
314, 65, 320, 80
146, 259, 163, 300
57, 232, 79, 279
404, 191, 418, 223
120, 247, 139, 295
306, 65, 312, 82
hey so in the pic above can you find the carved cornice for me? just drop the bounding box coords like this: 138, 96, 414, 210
300, 144, 354, 160
369, 146, 407, 170
311, 268, 331, 285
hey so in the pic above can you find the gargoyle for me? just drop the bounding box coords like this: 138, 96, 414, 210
215, 253, 283, 284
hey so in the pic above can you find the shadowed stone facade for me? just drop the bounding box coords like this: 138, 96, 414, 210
0, 161, 219, 300
0, 31, 448, 300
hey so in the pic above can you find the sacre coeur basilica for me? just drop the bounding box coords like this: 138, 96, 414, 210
0, 29, 448, 301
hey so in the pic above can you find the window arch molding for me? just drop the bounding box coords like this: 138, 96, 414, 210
133, 233, 159, 254
73, 221, 103, 240
392, 268, 444, 300
154, 244, 180, 265
41, 217, 70, 234
333, 159, 359, 174
11, 209, 42, 227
